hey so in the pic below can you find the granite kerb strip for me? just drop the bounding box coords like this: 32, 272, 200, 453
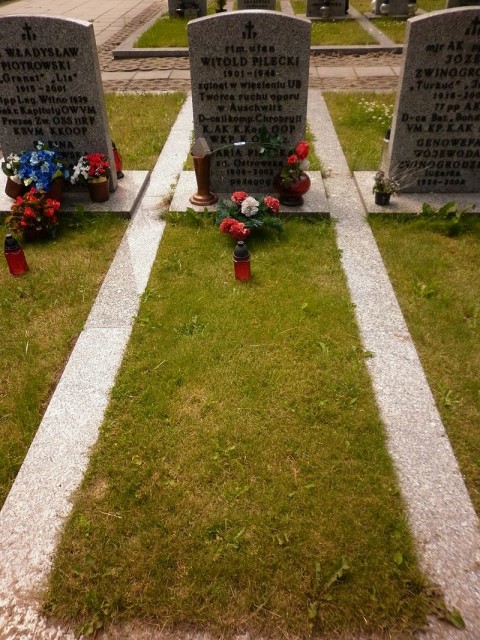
0, 96, 193, 639
308, 89, 480, 638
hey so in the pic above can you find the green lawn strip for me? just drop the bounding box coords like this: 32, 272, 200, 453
369, 215, 480, 515
135, 3, 216, 48
0, 93, 185, 508
323, 91, 395, 171
370, 17, 406, 43
324, 90, 480, 516
311, 19, 377, 45
291, 0, 306, 12
44, 219, 433, 637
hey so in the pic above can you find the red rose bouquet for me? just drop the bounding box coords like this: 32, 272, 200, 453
278, 140, 310, 188
6, 187, 61, 237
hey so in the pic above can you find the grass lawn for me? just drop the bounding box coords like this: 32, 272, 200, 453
44, 216, 434, 637
0, 93, 185, 508
371, 17, 407, 43
136, 8, 377, 47
324, 91, 480, 516
323, 91, 395, 170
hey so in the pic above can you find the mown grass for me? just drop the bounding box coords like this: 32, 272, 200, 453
323, 91, 396, 170
44, 218, 434, 637
136, 7, 377, 46
370, 214, 480, 514
0, 93, 185, 508
371, 17, 407, 43
324, 91, 480, 516
311, 19, 377, 45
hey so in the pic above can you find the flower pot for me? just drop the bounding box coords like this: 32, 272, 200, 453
21, 227, 51, 242
46, 178, 63, 202
5, 177, 26, 200
374, 191, 391, 206
273, 171, 311, 207
88, 177, 110, 203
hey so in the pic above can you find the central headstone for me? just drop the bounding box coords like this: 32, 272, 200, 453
0, 15, 117, 189
188, 11, 311, 193
307, 0, 348, 18
237, 0, 276, 10
388, 7, 480, 192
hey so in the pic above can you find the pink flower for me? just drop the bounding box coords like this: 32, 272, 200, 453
295, 141, 309, 160
231, 191, 249, 205
263, 196, 280, 212
287, 154, 299, 164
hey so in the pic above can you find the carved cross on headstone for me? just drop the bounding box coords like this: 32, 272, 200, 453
21, 23, 36, 41
242, 21, 257, 39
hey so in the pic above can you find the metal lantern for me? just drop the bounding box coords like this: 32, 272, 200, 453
4, 234, 28, 276
233, 241, 251, 281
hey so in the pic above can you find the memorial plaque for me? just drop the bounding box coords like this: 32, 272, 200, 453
307, 0, 348, 17
237, 0, 276, 10
388, 7, 480, 192
0, 15, 117, 189
188, 11, 311, 192
168, 0, 207, 18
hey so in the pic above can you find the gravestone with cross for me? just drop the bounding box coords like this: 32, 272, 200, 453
387, 7, 480, 192
0, 15, 117, 190
188, 12, 311, 193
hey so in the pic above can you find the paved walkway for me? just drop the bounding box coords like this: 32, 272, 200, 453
0, 1, 479, 639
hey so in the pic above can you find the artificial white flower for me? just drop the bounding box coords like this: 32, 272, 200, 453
241, 196, 259, 217
299, 159, 310, 171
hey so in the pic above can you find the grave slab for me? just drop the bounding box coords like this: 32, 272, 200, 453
169, 170, 329, 215
0, 171, 148, 216
354, 170, 480, 212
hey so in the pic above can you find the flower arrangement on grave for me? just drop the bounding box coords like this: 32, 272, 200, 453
2, 153, 25, 199
71, 153, 111, 184
6, 187, 61, 238
277, 140, 310, 188
372, 170, 399, 195
15, 141, 69, 192
216, 191, 283, 239
71, 153, 111, 202
372, 170, 400, 205
273, 140, 311, 206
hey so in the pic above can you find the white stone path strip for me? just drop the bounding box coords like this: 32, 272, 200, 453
0, 92, 479, 639
308, 90, 480, 638
0, 96, 194, 640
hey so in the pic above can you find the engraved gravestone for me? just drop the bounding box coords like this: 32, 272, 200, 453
307, 0, 348, 18
188, 12, 311, 192
168, 0, 207, 18
387, 7, 480, 192
237, 0, 276, 10
0, 15, 117, 189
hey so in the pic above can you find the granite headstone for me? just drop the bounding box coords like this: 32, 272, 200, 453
307, 0, 348, 17
168, 0, 207, 18
446, 0, 480, 7
188, 11, 311, 192
237, 0, 276, 10
387, 7, 480, 192
0, 15, 117, 189
387, 0, 409, 15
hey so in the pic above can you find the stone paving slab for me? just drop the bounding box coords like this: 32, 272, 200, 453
355, 171, 480, 214
170, 170, 329, 214
0, 171, 149, 217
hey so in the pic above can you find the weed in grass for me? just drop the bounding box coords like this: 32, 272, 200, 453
45, 219, 435, 638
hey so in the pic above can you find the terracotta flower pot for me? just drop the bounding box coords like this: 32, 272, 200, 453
88, 177, 110, 202
46, 177, 63, 202
273, 171, 311, 207
5, 177, 26, 200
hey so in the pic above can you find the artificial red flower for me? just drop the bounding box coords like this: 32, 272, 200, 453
295, 141, 309, 160
229, 221, 250, 240
219, 217, 236, 233
263, 196, 280, 212
231, 191, 249, 205
23, 206, 36, 218
287, 154, 298, 164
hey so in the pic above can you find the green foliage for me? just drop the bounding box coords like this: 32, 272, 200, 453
416, 202, 476, 237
